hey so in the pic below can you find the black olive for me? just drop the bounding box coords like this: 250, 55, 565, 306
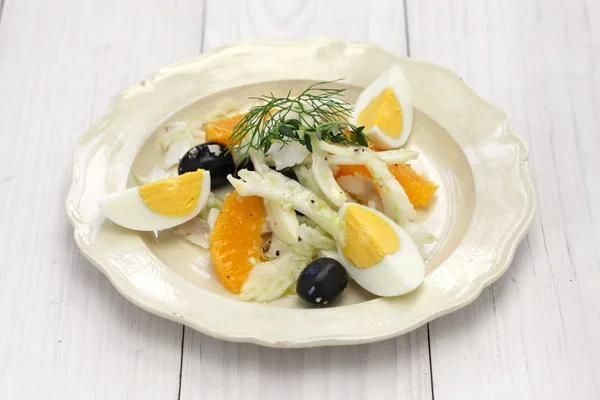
178, 142, 235, 189
296, 258, 348, 306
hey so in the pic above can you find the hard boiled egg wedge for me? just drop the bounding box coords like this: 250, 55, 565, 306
353, 65, 413, 150
98, 169, 211, 231
336, 203, 424, 296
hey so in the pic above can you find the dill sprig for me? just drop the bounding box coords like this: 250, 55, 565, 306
229, 81, 369, 158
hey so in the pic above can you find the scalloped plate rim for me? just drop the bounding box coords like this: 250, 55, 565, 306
66, 38, 535, 348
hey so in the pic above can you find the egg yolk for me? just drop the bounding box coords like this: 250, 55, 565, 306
342, 205, 400, 268
139, 170, 204, 216
357, 88, 403, 138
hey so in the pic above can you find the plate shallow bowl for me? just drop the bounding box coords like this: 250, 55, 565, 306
66, 38, 535, 348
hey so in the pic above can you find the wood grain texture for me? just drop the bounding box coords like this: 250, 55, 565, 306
181, 333, 431, 400
201, 0, 407, 54
2, 0, 599, 399
0, 1, 204, 399
406, 0, 600, 398
180, 1, 432, 400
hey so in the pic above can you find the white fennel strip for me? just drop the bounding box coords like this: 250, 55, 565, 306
240, 248, 312, 303
326, 148, 418, 165
249, 150, 299, 244
293, 165, 333, 205
317, 142, 416, 225
297, 224, 336, 250
228, 169, 344, 243
402, 221, 437, 254
309, 135, 347, 208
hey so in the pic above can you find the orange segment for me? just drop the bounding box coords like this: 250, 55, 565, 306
209, 191, 266, 293
205, 113, 246, 146
388, 164, 438, 208
335, 163, 438, 208
335, 164, 371, 179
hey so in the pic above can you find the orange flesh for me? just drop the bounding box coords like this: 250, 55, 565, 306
388, 164, 438, 207
335, 164, 371, 178
209, 191, 266, 293
335, 163, 438, 208
205, 114, 246, 146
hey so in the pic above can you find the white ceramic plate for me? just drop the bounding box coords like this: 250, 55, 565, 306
66, 38, 535, 348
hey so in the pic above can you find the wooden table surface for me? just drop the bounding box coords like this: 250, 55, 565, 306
1, 0, 599, 399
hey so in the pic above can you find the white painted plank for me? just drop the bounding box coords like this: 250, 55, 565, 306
181, 332, 431, 400
180, 1, 432, 400
0, 1, 204, 399
202, 0, 407, 54
407, 0, 600, 398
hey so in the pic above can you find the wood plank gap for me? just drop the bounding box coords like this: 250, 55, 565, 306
402, 0, 411, 56
0, 0, 6, 28
200, 0, 207, 53
177, 327, 186, 400
427, 324, 435, 399
178, 3, 207, 397
403, 2, 434, 398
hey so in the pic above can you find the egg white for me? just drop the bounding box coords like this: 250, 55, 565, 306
336, 203, 425, 296
352, 65, 413, 150
98, 170, 211, 231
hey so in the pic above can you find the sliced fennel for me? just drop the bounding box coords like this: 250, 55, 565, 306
265, 236, 290, 259
160, 120, 204, 149
134, 170, 164, 186
309, 134, 347, 208
336, 174, 379, 205
228, 169, 344, 242
197, 192, 223, 220
164, 140, 191, 169
322, 146, 419, 166
240, 249, 312, 302
174, 218, 211, 249
403, 222, 437, 254
293, 165, 332, 205
365, 155, 416, 225
297, 215, 319, 229
318, 249, 343, 263
317, 142, 416, 225
202, 99, 242, 121
207, 192, 224, 209
264, 201, 298, 244
297, 224, 336, 250
249, 151, 299, 245
266, 141, 310, 170
241, 254, 305, 302
266, 147, 417, 169
133, 165, 176, 185
206, 208, 220, 231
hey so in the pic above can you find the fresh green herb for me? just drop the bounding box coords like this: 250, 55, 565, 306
228, 81, 369, 157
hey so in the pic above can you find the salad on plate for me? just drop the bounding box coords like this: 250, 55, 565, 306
98, 65, 439, 306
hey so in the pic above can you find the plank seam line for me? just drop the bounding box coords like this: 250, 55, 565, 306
401, 1, 434, 397
0, 0, 6, 29
178, 3, 208, 397
199, 0, 207, 53
427, 324, 435, 399
177, 327, 185, 400
402, 0, 411, 57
